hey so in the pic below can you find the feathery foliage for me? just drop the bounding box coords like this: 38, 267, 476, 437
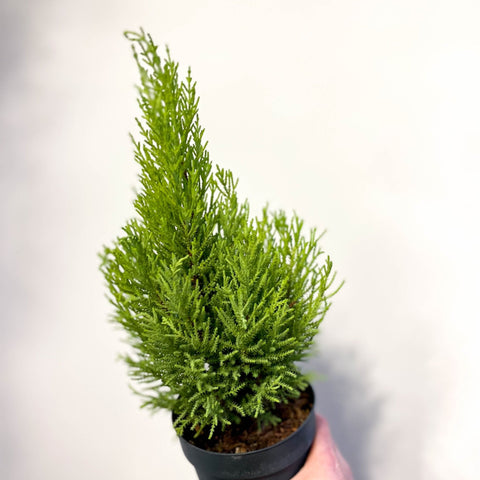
100, 29, 342, 439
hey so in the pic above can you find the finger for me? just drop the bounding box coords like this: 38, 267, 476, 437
292, 414, 353, 480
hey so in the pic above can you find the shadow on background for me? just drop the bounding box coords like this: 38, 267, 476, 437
304, 347, 383, 480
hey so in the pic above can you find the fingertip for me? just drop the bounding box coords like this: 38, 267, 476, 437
293, 414, 353, 480
314, 413, 332, 440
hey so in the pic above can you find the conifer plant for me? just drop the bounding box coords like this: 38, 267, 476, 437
100, 29, 341, 455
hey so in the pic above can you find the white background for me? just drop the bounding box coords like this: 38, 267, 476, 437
2, 1, 480, 479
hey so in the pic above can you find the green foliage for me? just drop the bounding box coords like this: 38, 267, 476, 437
100, 29, 342, 439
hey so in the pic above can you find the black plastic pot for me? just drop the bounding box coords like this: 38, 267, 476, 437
175, 386, 316, 480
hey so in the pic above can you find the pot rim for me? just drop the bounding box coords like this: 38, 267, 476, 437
176, 385, 315, 457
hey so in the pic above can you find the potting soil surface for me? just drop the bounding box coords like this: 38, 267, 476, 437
185, 389, 313, 453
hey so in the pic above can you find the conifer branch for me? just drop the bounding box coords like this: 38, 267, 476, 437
100, 29, 342, 438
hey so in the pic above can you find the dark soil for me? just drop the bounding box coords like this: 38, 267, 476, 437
185, 389, 313, 453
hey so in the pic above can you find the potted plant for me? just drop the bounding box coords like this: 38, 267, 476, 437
100, 29, 342, 480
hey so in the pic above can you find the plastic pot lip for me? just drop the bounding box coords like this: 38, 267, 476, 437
175, 384, 315, 457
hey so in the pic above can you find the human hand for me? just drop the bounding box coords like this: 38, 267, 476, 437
292, 414, 353, 480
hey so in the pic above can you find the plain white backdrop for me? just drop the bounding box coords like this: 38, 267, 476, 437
2, 1, 480, 479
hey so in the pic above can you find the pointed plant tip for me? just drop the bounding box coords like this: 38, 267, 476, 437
124, 30, 141, 41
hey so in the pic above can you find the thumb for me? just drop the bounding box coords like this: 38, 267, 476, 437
292, 414, 353, 480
